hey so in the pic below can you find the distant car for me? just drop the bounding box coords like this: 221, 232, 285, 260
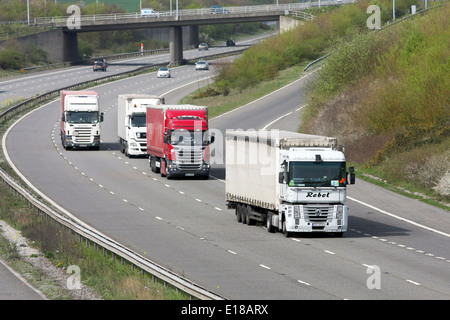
211, 5, 229, 14
198, 43, 209, 51
226, 39, 235, 47
195, 60, 209, 70
157, 67, 171, 78
93, 59, 107, 72
141, 8, 159, 17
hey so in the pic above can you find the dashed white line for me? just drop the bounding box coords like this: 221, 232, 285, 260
406, 279, 421, 286
259, 264, 271, 270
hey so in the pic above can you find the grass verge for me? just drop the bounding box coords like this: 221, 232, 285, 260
0, 182, 189, 300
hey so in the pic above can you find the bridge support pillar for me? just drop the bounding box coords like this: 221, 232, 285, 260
188, 25, 199, 47
62, 31, 78, 63
169, 26, 183, 66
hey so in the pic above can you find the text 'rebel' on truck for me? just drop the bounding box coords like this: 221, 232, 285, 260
146, 105, 214, 179
60, 90, 103, 150
117, 94, 164, 157
225, 130, 355, 237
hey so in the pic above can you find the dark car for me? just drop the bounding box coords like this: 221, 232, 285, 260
211, 5, 229, 14
93, 59, 107, 72
226, 39, 235, 47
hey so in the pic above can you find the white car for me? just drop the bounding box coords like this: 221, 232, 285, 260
195, 60, 209, 70
141, 8, 159, 17
157, 67, 171, 78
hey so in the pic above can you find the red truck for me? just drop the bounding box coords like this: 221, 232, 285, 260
146, 104, 213, 179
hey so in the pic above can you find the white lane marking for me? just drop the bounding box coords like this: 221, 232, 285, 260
261, 104, 306, 130
406, 279, 421, 286
348, 196, 450, 238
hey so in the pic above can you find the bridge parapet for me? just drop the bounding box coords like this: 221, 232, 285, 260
33, 2, 346, 29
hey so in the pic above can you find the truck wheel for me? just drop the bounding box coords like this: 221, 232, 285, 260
266, 212, 275, 233
160, 160, 166, 177
245, 205, 255, 225
236, 205, 242, 223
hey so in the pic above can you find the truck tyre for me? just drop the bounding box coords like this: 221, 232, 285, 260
241, 205, 248, 224
266, 212, 276, 233
236, 204, 242, 223
245, 205, 255, 225
160, 159, 166, 177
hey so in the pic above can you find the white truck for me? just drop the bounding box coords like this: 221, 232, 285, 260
117, 94, 163, 157
225, 130, 355, 237
60, 90, 103, 150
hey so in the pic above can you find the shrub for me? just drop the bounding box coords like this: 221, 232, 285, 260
0, 41, 23, 70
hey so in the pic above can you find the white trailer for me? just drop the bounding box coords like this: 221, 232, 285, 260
117, 94, 163, 157
60, 90, 103, 150
225, 130, 355, 237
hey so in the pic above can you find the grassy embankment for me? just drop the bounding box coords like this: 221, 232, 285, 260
182, 1, 449, 208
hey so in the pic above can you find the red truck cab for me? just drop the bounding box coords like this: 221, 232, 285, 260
146, 105, 213, 179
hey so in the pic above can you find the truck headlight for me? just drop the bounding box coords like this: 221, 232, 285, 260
294, 205, 300, 219
336, 206, 343, 219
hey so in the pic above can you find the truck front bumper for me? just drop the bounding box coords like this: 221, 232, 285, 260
127, 140, 147, 156
282, 204, 348, 233
65, 135, 100, 149
166, 161, 210, 178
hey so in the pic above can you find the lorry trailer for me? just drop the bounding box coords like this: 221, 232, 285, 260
225, 130, 355, 237
60, 90, 103, 150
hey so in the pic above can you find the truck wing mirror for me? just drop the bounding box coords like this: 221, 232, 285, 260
279, 172, 284, 184
61, 114, 65, 121
210, 136, 215, 144
100, 112, 104, 122
349, 167, 355, 184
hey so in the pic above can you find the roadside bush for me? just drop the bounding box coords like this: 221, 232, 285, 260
0, 41, 23, 69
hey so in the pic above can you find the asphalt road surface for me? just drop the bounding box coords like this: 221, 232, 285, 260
2, 46, 450, 300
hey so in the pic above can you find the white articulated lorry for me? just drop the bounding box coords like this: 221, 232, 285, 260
225, 130, 355, 237
117, 94, 163, 157
60, 90, 103, 150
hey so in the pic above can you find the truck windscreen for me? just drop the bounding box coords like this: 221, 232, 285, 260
130, 113, 146, 127
288, 162, 346, 187
171, 130, 209, 146
66, 111, 99, 124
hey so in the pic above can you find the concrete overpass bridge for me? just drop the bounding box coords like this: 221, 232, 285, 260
32, 1, 348, 64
